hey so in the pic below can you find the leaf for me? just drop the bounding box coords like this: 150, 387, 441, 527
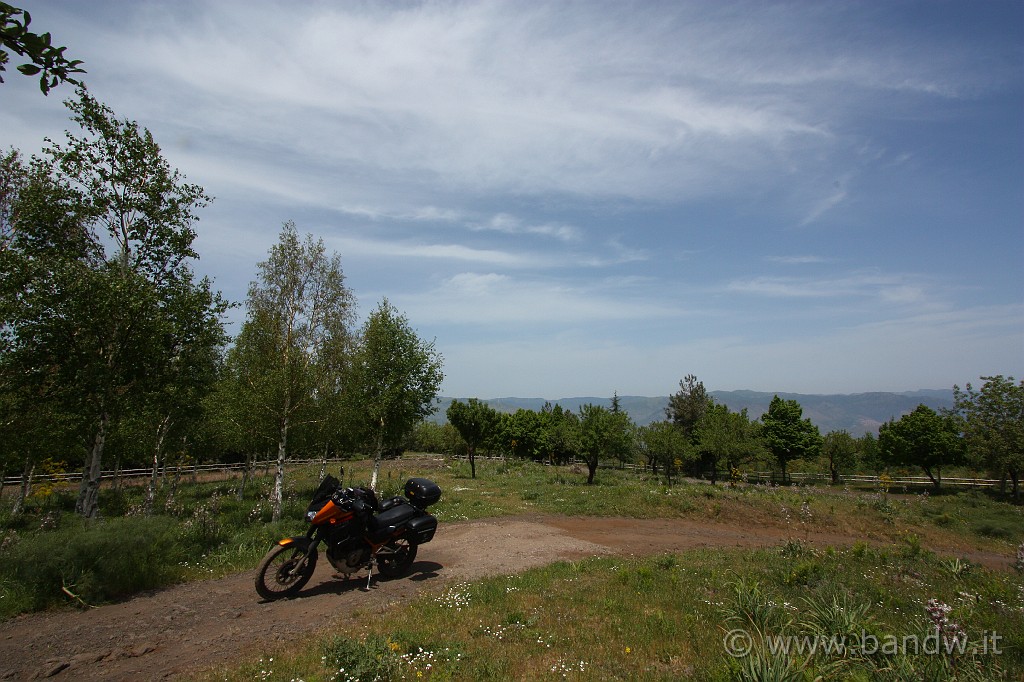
17, 63, 41, 76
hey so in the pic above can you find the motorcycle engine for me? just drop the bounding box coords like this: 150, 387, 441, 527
327, 541, 371, 575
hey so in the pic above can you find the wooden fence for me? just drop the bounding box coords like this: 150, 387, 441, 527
3, 455, 1000, 491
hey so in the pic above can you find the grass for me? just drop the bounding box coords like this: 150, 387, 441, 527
2, 455, 1021, 620
2, 454, 1023, 680
202, 542, 1024, 681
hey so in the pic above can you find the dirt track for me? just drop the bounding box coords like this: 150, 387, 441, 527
0, 515, 1014, 681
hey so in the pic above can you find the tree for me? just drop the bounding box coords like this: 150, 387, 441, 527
346, 299, 443, 490
577, 404, 634, 485
954, 376, 1023, 500
1, 2, 84, 94
857, 432, 882, 474
822, 430, 858, 484
2, 91, 221, 518
447, 398, 499, 479
138, 274, 229, 512
499, 409, 545, 460
235, 222, 355, 521
666, 374, 712, 440
638, 421, 691, 486
694, 404, 764, 485
760, 395, 822, 485
878, 404, 964, 490
539, 403, 579, 465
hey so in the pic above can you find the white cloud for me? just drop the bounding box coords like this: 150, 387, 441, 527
439, 303, 1024, 397
398, 271, 683, 327
473, 213, 582, 242
725, 270, 937, 305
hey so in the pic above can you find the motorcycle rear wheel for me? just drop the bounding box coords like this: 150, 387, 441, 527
255, 544, 318, 600
376, 538, 418, 579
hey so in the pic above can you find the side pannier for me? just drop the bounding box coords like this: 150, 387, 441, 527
406, 514, 438, 544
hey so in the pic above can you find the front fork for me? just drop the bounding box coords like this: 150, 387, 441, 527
277, 532, 320, 576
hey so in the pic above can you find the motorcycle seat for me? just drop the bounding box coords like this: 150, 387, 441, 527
371, 503, 418, 530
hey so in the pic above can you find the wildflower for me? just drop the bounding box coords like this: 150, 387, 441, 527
926, 598, 967, 650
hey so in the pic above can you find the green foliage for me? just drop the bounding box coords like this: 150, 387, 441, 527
345, 298, 444, 461
0, 516, 183, 612
447, 398, 500, 477
760, 396, 823, 484
695, 404, 765, 484
577, 403, 635, 484
955, 375, 1024, 501
0, 2, 85, 93
227, 221, 355, 519
879, 404, 966, 489
1, 90, 224, 519
666, 373, 712, 439
321, 634, 403, 682
638, 420, 692, 485
822, 430, 858, 483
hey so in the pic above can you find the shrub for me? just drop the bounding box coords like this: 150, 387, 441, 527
0, 516, 183, 614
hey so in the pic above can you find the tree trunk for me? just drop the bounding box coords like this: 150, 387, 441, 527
469, 445, 476, 479
12, 458, 34, 515
318, 444, 328, 482
370, 419, 384, 491
272, 412, 288, 523
145, 415, 171, 514
76, 410, 109, 518
586, 457, 597, 485
237, 452, 252, 501
924, 466, 940, 489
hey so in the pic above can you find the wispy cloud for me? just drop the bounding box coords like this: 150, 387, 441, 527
399, 271, 683, 327
766, 255, 832, 265
726, 270, 936, 305
74, 0, 976, 208
472, 213, 582, 241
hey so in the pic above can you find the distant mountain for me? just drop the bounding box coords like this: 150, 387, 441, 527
428, 390, 956, 435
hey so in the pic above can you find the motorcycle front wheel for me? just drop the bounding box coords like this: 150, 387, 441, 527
255, 544, 318, 600
376, 537, 418, 579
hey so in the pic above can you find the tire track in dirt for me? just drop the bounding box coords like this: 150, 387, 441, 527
0, 516, 1013, 680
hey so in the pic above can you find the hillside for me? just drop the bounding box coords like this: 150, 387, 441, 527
429, 389, 956, 435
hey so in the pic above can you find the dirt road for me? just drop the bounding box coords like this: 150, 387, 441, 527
0, 515, 1012, 681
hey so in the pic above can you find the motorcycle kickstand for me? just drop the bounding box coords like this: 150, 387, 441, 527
363, 562, 374, 591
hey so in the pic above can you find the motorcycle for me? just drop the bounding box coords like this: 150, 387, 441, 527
255, 475, 441, 600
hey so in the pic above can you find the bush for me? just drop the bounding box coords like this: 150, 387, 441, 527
0, 516, 183, 615
321, 634, 402, 682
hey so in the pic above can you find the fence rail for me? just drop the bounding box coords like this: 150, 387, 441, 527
447, 454, 1001, 489
3, 455, 1001, 490
745, 471, 999, 488
1, 459, 341, 488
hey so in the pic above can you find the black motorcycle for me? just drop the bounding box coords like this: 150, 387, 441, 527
255, 475, 441, 600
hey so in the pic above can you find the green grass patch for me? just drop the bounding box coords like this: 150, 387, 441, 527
205, 542, 1024, 681
2, 455, 1022, 622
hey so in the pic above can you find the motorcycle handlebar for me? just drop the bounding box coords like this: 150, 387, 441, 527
330, 487, 370, 514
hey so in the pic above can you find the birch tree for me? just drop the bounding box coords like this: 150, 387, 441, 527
1, 90, 220, 518
346, 299, 443, 490
237, 222, 354, 521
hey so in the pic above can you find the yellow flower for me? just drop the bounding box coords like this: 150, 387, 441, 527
625, 646, 632, 654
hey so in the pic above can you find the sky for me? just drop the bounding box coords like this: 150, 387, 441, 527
2, 0, 1022, 399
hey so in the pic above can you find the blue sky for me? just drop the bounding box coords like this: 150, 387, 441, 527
2, 0, 1022, 398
